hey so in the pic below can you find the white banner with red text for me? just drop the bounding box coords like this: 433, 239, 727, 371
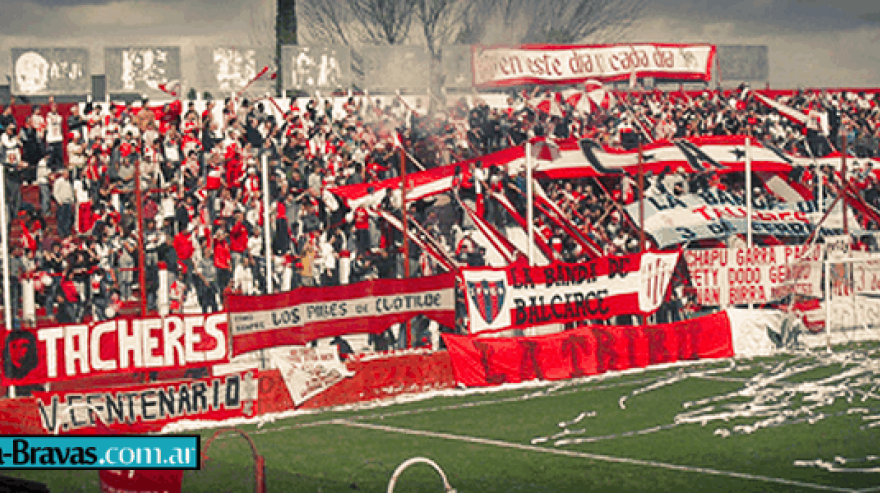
227, 273, 457, 355
268, 346, 354, 406
34, 371, 258, 434
1, 314, 230, 387
684, 245, 824, 306
463, 252, 680, 334
472, 43, 716, 87
625, 191, 859, 248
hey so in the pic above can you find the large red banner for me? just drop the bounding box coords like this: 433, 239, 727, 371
1, 314, 230, 387
443, 312, 734, 387
472, 43, 716, 87
33, 371, 258, 434
463, 252, 680, 333
227, 273, 457, 355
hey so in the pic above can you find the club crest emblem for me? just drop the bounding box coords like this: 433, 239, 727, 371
467, 280, 506, 325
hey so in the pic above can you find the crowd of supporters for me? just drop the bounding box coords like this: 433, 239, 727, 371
0, 85, 879, 328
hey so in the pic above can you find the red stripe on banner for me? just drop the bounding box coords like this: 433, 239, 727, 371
228, 273, 456, 355
443, 311, 734, 387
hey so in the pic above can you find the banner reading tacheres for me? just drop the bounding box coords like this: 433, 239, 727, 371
472, 43, 715, 87
34, 371, 258, 434
0, 314, 229, 387
444, 312, 734, 387
685, 245, 824, 306
228, 273, 456, 355
463, 252, 680, 334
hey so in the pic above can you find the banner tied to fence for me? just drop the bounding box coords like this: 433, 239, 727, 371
463, 252, 680, 334
34, 371, 258, 434
1, 314, 230, 386
227, 273, 456, 355
684, 245, 824, 306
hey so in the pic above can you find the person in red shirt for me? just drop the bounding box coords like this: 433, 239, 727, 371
213, 229, 232, 295
228, 210, 249, 271
173, 227, 196, 290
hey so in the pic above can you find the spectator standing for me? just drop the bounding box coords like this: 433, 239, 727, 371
53, 169, 75, 237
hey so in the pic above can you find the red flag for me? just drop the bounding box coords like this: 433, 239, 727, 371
157, 80, 181, 97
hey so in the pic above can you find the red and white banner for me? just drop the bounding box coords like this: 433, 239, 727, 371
684, 245, 824, 306
472, 43, 715, 87
228, 273, 456, 355
268, 346, 354, 406
1, 314, 230, 386
34, 371, 258, 434
99, 469, 184, 493
463, 252, 680, 333
444, 311, 734, 387
330, 136, 873, 209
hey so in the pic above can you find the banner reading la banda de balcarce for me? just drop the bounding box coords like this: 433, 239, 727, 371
463, 252, 680, 334
472, 43, 715, 87
227, 273, 456, 356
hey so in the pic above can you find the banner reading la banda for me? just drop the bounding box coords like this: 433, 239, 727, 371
1, 314, 229, 387
685, 245, 824, 306
227, 273, 456, 355
472, 43, 715, 87
625, 191, 858, 248
34, 371, 257, 434
463, 252, 679, 334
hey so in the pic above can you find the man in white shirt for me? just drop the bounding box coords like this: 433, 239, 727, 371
53, 168, 75, 237
45, 102, 64, 174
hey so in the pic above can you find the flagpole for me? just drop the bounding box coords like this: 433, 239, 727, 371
638, 143, 645, 253
841, 134, 848, 235
135, 157, 147, 317
526, 141, 535, 266
261, 153, 273, 295
746, 137, 753, 248
400, 147, 412, 348
0, 163, 15, 398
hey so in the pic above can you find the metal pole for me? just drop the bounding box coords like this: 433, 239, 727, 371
841, 134, 848, 235
0, 164, 16, 398
637, 143, 646, 327
261, 153, 273, 294
134, 158, 147, 317
400, 147, 411, 348
824, 259, 832, 351
526, 141, 535, 266
638, 143, 645, 252
746, 137, 753, 248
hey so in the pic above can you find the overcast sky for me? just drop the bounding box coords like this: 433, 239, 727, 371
0, 0, 878, 88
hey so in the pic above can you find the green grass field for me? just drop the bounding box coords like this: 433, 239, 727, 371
7, 344, 880, 492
